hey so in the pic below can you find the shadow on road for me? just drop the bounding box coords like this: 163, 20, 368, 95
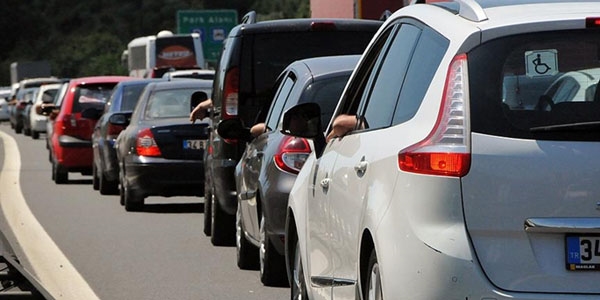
142, 203, 204, 214
65, 179, 93, 185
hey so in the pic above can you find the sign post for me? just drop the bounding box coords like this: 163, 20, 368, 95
177, 10, 238, 66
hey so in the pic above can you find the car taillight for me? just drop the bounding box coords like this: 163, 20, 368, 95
586, 17, 600, 28
61, 114, 77, 130
107, 123, 125, 140
274, 136, 311, 174
223, 67, 239, 119
311, 21, 336, 31
398, 53, 471, 177
136, 128, 161, 157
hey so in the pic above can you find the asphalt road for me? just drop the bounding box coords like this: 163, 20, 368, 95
0, 122, 288, 300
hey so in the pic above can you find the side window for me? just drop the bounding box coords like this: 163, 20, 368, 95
393, 26, 448, 125
265, 73, 296, 131
359, 23, 421, 130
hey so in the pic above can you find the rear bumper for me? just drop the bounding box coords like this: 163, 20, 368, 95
53, 135, 93, 170
124, 156, 204, 198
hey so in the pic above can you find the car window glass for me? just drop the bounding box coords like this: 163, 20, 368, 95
144, 88, 198, 119
469, 30, 600, 141
72, 84, 114, 113
393, 26, 449, 125
121, 84, 149, 111
295, 74, 351, 129
360, 23, 420, 130
266, 75, 295, 131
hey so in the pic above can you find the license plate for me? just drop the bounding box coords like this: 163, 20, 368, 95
183, 139, 204, 150
566, 235, 600, 270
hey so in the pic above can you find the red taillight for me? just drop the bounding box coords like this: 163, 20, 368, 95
310, 21, 336, 31
107, 123, 125, 140
136, 128, 161, 157
398, 53, 471, 177
274, 136, 311, 174
586, 17, 600, 28
222, 67, 239, 119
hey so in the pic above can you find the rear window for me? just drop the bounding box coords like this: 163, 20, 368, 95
469, 30, 600, 141
73, 84, 116, 113
121, 84, 149, 111
144, 88, 208, 119
239, 30, 377, 126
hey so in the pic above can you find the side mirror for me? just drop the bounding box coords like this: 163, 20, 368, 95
281, 102, 326, 157
217, 118, 252, 141
81, 107, 104, 120
109, 112, 132, 127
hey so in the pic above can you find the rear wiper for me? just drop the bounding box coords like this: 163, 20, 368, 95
530, 121, 600, 132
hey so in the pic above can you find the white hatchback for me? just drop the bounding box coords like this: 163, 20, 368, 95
281, 0, 600, 299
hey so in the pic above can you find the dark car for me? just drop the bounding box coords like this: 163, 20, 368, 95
204, 11, 382, 246
218, 55, 360, 286
113, 80, 212, 211
47, 76, 134, 183
16, 87, 38, 135
92, 79, 163, 195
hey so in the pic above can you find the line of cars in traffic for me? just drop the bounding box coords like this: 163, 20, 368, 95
5, 0, 600, 299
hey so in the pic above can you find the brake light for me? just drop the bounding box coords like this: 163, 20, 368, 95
223, 67, 239, 119
310, 21, 336, 31
398, 53, 471, 177
586, 17, 600, 28
274, 136, 311, 174
136, 128, 161, 157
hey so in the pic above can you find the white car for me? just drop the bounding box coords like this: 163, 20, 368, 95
162, 69, 215, 81
29, 83, 61, 139
281, 1, 600, 299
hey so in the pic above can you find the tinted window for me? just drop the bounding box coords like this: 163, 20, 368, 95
393, 26, 448, 125
73, 84, 115, 113
121, 84, 149, 111
296, 75, 351, 129
469, 30, 600, 141
144, 88, 199, 119
266, 75, 295, 131
361, 24, 420, 130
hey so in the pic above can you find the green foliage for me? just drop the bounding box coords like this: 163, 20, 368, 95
0, 0, 309, 85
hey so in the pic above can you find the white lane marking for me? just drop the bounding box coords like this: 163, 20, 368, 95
0, 130, 99, 299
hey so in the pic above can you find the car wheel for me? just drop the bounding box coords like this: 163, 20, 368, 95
259, 211, 288, 286
123, 180, 143, 212
92, 163, 100, 190
53, 161, 68, 184
236, 201, 259, 270
203, 181, 212, 236
31, 130, 39, 139
291, 236, 308, 300
99, 171, 119, 195
15, 123, 22, 134
364, 249, 383, 300
210, 194, 235, 246
23, 127, 30, 136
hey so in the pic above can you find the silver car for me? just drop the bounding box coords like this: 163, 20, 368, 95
282, 0, 600, 299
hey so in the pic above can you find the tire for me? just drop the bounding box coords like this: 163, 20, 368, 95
31, 130, 39, 139
236, 201, 259, 270
99, 171, 119, 195
123, 180, 144, 212
203, 188, 212, 236
364, 249, 383, 300
92, 163, 100, 190
290, 236, 308, 300
15, 123, 22, 134
210, 194, 235, 246
53, 161, 68, 184
23, 127, 30, 136
259, 212, 288, 287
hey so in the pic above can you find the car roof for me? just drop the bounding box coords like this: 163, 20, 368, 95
230, 17, 383, 36
147, 79, 213, 91
292, 55, 361, 79
68, 76, 134, 85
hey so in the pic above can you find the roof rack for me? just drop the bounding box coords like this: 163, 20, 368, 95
409, 0, 487, 22
241, 11, 257, 24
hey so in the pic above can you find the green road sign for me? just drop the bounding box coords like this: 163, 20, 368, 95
177, 10, 238, 64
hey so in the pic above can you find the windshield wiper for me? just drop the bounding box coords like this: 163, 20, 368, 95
530, 121, 600, 132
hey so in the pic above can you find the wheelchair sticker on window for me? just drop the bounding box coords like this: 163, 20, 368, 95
525, 49, 558, 77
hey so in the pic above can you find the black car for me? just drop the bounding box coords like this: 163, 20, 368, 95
218, 55, 360, 286
113, 80, 212, 211
204, 11, 382, 245
92, 79, 162, 195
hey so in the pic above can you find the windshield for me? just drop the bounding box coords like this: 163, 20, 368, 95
469, 30, 600, 141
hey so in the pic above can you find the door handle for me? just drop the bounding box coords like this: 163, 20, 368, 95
354, 160, 368, 175
320, 178, 330, 189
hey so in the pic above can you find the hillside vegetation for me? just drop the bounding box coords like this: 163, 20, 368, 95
0, 0, 309, 85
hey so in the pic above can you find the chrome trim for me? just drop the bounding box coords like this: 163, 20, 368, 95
524, 218, 600, 233
310, 276, 355, 288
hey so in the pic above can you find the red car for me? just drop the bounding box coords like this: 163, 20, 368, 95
49, 76, 134, 183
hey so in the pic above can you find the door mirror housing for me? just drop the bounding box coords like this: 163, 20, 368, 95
217, 118, 252, 142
